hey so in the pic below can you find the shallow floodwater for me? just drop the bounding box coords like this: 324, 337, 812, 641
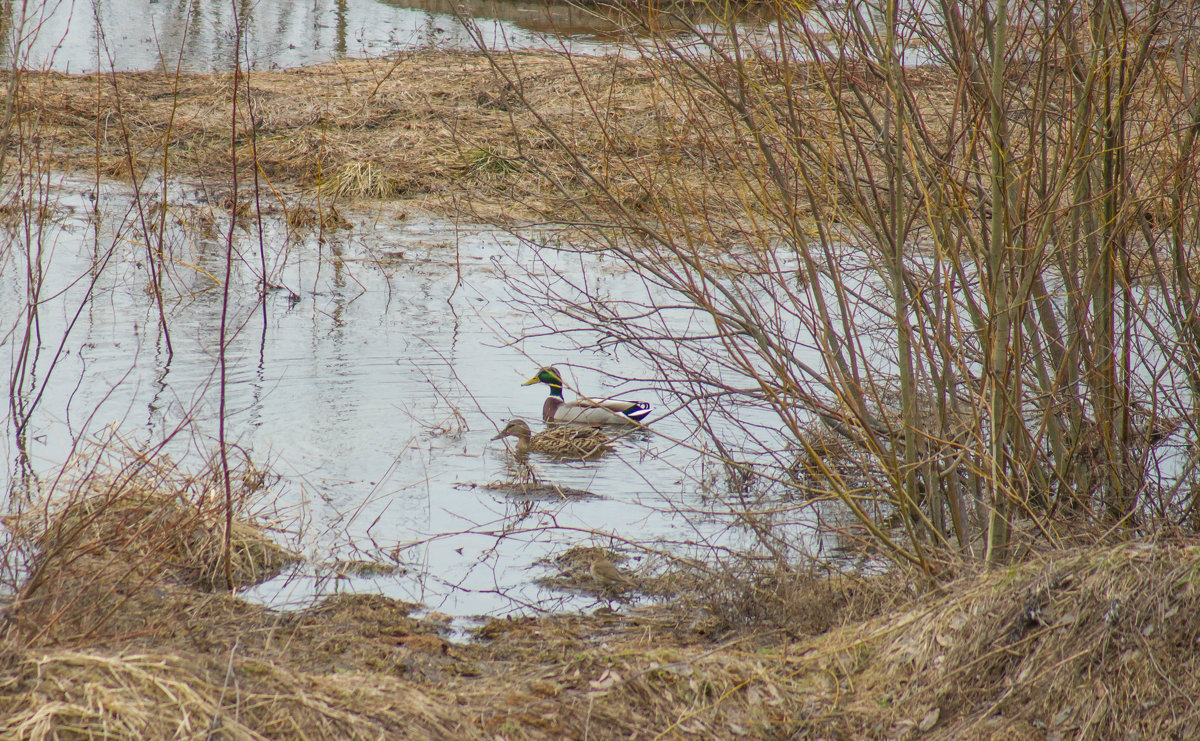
2, 0, 936, 75
0, 174, 806, 616
3, 0, 619, 73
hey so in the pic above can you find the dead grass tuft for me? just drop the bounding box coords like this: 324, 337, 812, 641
32, 486, 295, 591
0, 646, 459, 740
323, 160, 411, 200
802, 540, 1200, 738
5, 443, 298, 643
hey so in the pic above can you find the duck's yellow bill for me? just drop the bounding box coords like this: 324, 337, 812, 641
521, 376, 541, 386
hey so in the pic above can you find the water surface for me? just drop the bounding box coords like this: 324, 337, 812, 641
0, 174, 800, 616
3, 0, 618, 73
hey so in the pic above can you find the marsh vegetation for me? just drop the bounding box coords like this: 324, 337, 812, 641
3, 0, 1200, 737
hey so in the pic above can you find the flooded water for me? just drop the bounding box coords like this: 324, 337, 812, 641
3, 0, 621, 73
2, 0, 948, 76
0, 174, 813, 617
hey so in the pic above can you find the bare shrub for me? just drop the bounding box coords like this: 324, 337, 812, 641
465, 0, 1200, 572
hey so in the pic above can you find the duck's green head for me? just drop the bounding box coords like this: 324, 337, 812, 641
522, 366, 563, 389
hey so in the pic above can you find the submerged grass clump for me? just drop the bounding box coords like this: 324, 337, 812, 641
5, 442, 299, 642
323, 160, 411, 200
28, 481, 297, 593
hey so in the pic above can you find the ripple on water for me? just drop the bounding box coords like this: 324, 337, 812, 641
3, 175, 785, 616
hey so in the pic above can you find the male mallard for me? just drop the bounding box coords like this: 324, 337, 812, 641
491, 418, 614, 459
522, 366, 652, 425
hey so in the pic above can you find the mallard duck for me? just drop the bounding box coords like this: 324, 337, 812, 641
490, 418, 614, 458
522, 366, 652, 425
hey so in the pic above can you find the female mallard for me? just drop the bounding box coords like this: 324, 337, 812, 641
491, 418, 614, 458
522, 366, 652, 425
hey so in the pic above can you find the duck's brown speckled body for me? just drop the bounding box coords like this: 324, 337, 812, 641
491, 418, 614, 459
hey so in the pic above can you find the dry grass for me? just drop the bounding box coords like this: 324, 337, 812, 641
3, 443, 299, 644
3, 448, 1195, 738
1, 505, 1199, 738
7, 52, 773, 224
322, 159, 412, 200
875, 541, 1200, 738
0, 637, 466, 740
30, 486, 296, 592
9, 45, 1189, 246
14, 50, 1185, 263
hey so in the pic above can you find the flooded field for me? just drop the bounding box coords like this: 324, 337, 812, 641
4, 0, 855, 75
0, 0, 837, 621
0, 2, 1197, 735
0, 174, 820, 617
4, 0, 624, 72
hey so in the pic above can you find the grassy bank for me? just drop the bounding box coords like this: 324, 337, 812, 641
0, 445, 1193, 738
4, 476, 1199, 739
15, 51, 718, 223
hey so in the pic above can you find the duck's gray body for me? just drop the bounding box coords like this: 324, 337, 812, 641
523, 366, 652, 425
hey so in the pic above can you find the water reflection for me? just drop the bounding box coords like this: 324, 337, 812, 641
382, 0, 625, 38
0, 0, 940, 77
0, 174, 813, 616
0, 0, 615, 73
